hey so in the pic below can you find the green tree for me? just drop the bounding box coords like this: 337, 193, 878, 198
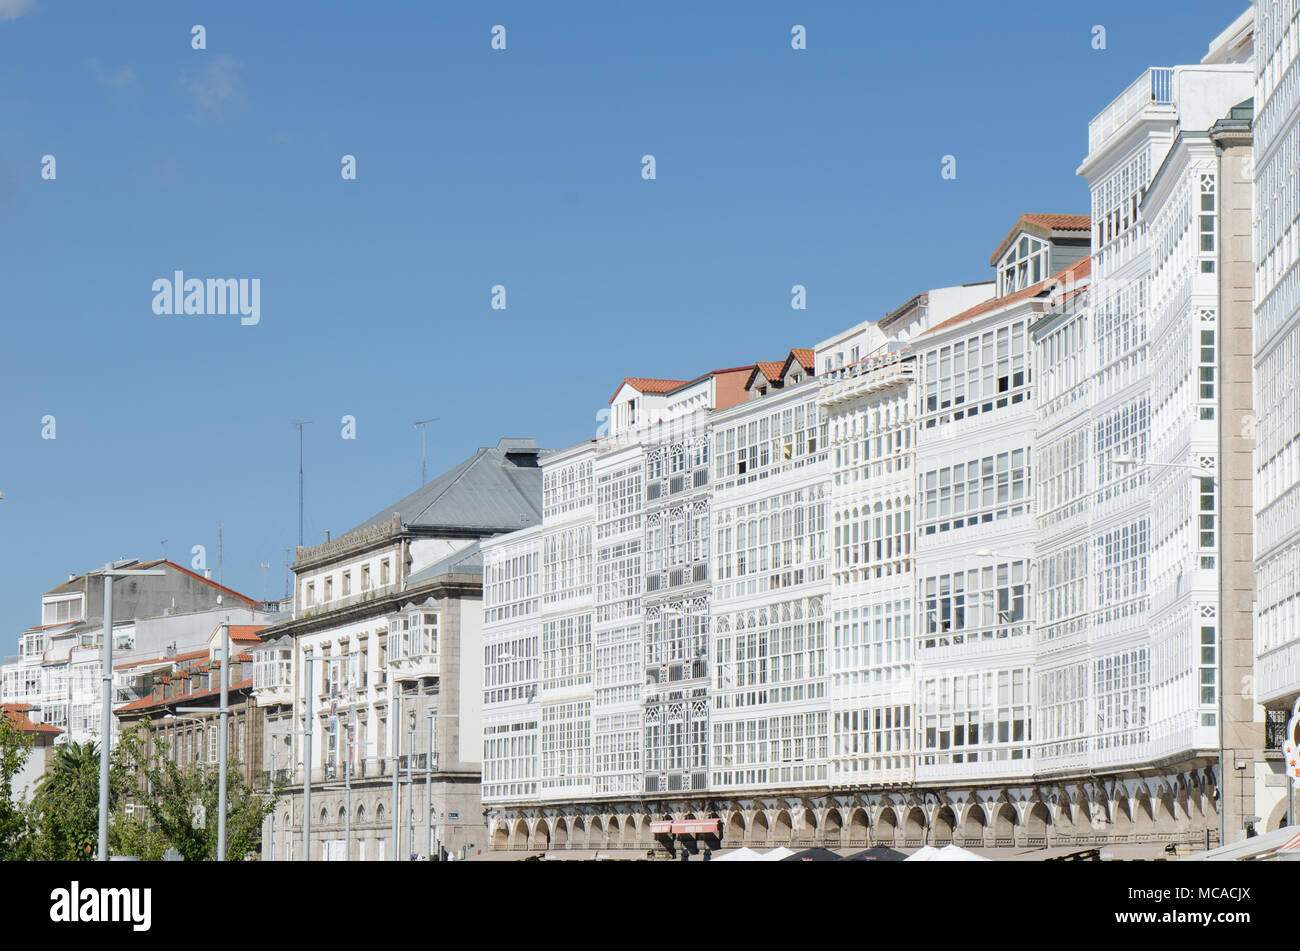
115, 723, 283, 861
29, 740, 118, 861
0, 716, 35, 859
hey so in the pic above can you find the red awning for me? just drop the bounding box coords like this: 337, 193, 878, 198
671, 819, 721, 836
649, 821, 674, 834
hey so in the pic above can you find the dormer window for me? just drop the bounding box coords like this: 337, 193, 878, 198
998, 235, 1047, 296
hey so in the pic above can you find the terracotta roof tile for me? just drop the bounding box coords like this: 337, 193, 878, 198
923, 256, 1090, 338
608, 377, 690, 405
115, 678, 254, 714
790, 348, 816, 371
990, 213, 1091, 265
2, 703, 63, 735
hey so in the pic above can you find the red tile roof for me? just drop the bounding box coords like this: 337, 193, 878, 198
226, 625, 265, 643
990, 213, 1091, 265
2, 703, 63, 735
923, 256, 1090, 338
790, 348, 816, 371
608, 377, 690, 405
115, 678, 255, 714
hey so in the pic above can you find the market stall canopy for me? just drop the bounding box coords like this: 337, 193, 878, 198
844, 846, 906, 861
1181, 824, 1300, 861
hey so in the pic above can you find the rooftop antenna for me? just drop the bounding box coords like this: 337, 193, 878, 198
217, 522, 226, 605
292, 420, 312, 547
160, 539, 168, 562
283, 547, 294, 600
413, 417, 440, 486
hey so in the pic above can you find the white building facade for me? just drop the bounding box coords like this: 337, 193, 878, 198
1253, 0, 1300, 828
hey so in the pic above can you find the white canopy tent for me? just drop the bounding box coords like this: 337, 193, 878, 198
904, 845, 939, 862
1181, 824, 1300, 861
936, 843, 990, 861
712, 847, 763, 862
759, 846, 794, 861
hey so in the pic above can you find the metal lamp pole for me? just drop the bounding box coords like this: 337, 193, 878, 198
178, 621, 230, 860
303, 656, 315, 861
407, 713, 417, 859
425, 710, 435, 860
97, 563, 165, 861
268, 723, 308, 862
391, 690, 401, 862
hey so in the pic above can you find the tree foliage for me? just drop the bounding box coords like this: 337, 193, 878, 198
28, 740, 120, 861
0, 716, 35, 860
114, 723, 284, 861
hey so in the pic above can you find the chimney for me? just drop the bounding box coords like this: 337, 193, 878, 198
204, 569, 212, 579
68, 573, 75, 582
325, 530, 331, 542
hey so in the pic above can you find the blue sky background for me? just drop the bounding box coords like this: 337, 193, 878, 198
0, 0, 1246, 649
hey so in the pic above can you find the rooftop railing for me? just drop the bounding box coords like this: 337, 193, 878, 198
1088, 67, 1174, 154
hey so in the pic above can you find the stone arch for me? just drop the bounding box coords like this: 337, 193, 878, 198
823, 808, 843, 843
572, 816, 586, 848
1113, 795, 1132, 834
848, 807, 869, 843
320, 807, 330, 826
773, 809, 793, 843
1025, 802, 1051, 838
553, 817, 568, 848
993, 802, 1017, 840
1266, 797, 1289, 831
376, 803, 386, 825
1072, 793, 1092, 834
530, 818, 551, 850
607, 816, 622, 847
511, 818, 529, 848
962, 803, 987, 843
624, 815, 640, 845
357, 804, 367, 825
589, 816, 605, 847
492, 822, 509, 850
876, 806, 898, 845
1155, 788, 1178, 833
751, 810, 770, 845
724, 811, 746, 844
337, 806, 347, 826
1133, 787, 1155, 833
933, 805, 956, 842
903, 806, 925, 840
799, 808, 818, 840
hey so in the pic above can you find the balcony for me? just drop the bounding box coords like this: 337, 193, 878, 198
252, 659, 293, 705
915, 755, 1034, 783
390, 652, 440, 681
1087, 67, 1174, 154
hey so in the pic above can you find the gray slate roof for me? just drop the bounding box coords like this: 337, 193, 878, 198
347, 438, 544, 536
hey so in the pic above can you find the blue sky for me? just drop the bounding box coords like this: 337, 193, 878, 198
0, 0, 1246, 649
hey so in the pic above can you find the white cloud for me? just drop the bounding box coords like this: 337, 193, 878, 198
89, 59, 137, 89
180, 55, 245, 119
0, 0, 37, 22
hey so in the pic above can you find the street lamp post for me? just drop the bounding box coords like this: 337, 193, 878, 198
268, 722, 308, 861
391, 690, 400, 862
425, 710, 435, 861
97, 563, 165, 862
407, 712, 416, 859
177, 621, 230, 860
303, 656, 315, 861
